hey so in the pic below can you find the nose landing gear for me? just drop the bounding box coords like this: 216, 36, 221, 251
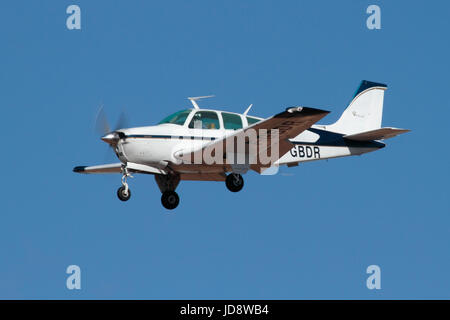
117, 165, 132, 202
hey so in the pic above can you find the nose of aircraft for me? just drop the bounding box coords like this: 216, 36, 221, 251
101, 132, 119, 145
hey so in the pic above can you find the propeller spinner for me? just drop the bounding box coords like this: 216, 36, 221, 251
94, 105, 129, 161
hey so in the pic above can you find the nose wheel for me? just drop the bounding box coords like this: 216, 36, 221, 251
226, 173, 244, 192
117, 185, 131, 201
161, 191, 179, 210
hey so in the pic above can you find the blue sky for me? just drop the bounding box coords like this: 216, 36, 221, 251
0, 0, 449, 299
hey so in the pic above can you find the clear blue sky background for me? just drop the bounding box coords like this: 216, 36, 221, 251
0, 0, 449, 299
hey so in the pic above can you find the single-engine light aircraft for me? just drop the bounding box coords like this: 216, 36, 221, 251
74, 81, 409, 209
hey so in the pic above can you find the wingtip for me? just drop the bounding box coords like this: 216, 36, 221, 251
394, 128, 411, 134
301, 107, 331, 115
73, 166, 86, 173
285, 106, 330, 115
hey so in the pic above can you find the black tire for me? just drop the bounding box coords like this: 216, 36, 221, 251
161, 191, 179, 210
225, 173, 244, 192
117, 186, 131, 202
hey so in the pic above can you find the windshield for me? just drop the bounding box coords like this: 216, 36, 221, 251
158, 109, 192, 125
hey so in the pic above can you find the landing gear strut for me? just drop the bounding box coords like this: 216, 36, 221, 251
117, 165, 132, 202
225, 173, 244, 192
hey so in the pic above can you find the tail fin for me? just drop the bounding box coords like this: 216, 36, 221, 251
327, 80, 387, 135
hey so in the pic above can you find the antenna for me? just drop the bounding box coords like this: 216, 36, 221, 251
187, 95, 215, 109
243, 104, 253, 116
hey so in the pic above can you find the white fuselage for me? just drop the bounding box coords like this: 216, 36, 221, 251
114, 108, 382, 172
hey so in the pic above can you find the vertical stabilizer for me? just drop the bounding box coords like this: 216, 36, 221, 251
327, 80, 387, 134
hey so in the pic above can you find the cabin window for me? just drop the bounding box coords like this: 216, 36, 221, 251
188, 111, 221, 129
246, 116, 261, 126
222, 112, 243, 130
158, 109, 192, 126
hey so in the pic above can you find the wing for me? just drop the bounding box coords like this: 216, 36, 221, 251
73, 162, 166, 175
175, 106, 329, 173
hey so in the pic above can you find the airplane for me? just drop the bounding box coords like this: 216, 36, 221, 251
73, 80, 409, 210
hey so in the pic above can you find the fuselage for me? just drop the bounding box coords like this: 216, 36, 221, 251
111, 108, 384, 172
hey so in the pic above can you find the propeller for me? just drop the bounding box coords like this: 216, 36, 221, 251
94, 105, 130, 160
115, 111, 128, 132
95, 106, 129, 136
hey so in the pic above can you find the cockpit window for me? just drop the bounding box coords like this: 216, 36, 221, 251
246, 116, 261, 126
222, 112, 243, 130
158, 109, 192, 125
188, 111, 220, 129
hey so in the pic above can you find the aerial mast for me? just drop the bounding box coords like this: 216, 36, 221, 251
187, 95, 215, 109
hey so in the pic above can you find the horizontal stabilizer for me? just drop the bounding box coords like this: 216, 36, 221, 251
344, 127, 410, 141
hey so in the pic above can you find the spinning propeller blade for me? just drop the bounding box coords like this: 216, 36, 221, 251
95, 105, 111, 136
95, 105, 130, 135
115, 111, 129, 131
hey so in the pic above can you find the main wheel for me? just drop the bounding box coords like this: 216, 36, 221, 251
117, 186, 131, 201
225, 173, 244, 192
161, 191, 179, 210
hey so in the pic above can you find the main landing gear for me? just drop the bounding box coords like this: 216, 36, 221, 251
155, 174, 181, 210
225, 173, 244, 192
117, 165, 132, 202
161, 191, 180, 210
